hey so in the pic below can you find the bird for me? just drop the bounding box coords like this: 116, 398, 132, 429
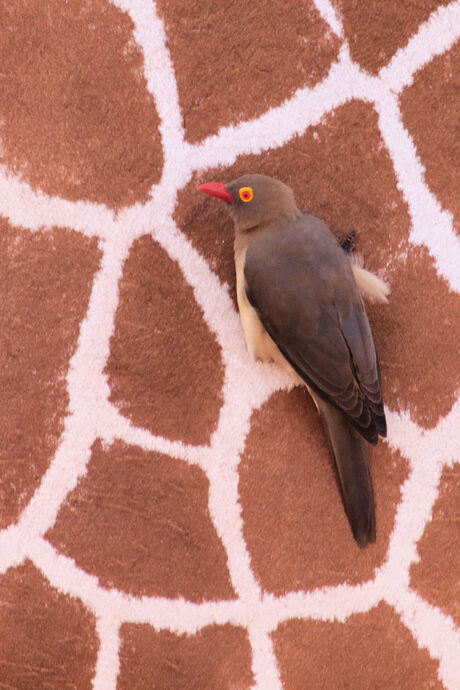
198, 174, 389, 547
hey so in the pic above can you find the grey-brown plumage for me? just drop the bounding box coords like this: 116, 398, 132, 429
198, 174, 388, 547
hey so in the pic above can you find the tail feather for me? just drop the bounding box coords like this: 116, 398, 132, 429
314, 395, 376, 547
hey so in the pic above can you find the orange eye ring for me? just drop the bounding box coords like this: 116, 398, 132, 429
239, 186, 254, 203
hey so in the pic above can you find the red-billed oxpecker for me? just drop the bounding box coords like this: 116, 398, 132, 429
198, 174, 389, 547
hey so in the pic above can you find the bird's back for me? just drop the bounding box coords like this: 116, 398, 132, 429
244, 213, 386, 444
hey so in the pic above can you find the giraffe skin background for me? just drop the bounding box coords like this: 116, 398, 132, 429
0, 1, 459, 688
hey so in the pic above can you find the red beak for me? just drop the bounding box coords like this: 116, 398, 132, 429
198, 182, 234, 204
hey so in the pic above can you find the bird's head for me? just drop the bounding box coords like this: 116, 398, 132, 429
198, 174, 300, 233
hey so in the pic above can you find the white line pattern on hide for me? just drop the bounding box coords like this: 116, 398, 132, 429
0, 1, 459, 689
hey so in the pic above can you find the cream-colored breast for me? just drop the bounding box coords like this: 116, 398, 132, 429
234, 244, 287, 366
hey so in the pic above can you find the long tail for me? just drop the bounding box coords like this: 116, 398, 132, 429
313, 394, 376, 547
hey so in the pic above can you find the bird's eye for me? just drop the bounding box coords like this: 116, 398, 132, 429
239, 186, 254, 203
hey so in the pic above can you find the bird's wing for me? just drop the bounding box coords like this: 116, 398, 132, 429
244, 216, 386, 444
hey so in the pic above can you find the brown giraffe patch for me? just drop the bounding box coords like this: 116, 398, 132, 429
400, 41, 460, 235
46, 440, 235, 601
118, 623, 254, 689
272, 602, 443, 689
0, 0, 162, 210
410, 464, 460, 627
156, 0, 341, 142
106, 235, 224, 446
0, 220, 100, 529
368, 244, 460, 428
0, 561, 98, 689
331, 0, 451, 74
175, 184, 237, 304
239, 388, 408, 594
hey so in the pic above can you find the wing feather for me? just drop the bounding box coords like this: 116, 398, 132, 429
244, 217, 386, 443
